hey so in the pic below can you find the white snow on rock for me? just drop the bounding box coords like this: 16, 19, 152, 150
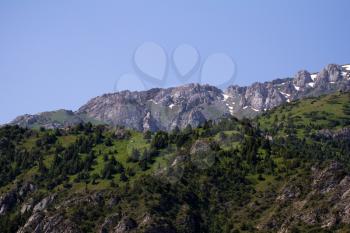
251, 107, 260, 112
330, 81, 335, 84
311, 74, 318, 81
169, 104, 175, 109
223, 94, 230, 100
342, 65, 350, 71
149, 99, 158, 104
287, 99, 291, 103
228, 106, 233, 110
275, 82, 286, 86
243, 106, 248, 110
294, 85, 300, 91
308, 82, 315, 88
280, 91, 290, 97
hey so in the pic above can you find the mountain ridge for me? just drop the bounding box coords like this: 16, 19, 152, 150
10, 63, 350, 131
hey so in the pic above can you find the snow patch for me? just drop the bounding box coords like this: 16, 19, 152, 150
228, 106, 233, 110
330, 81, 335, 84
294, 85, 300, 91
243, 106, 248, 110
287, 99, 290, 103
275, 82, 286, 86
251, 107, 260, 112
169, 104, 175, 109
149, 99, 158, 104
311, 73, 317, 81
342, 65, 350, 71
308, 82, 315, 88
223, 94, 230, 100
280, 91, 290, 97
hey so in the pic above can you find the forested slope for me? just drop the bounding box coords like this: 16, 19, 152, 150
1, 92, 350, 233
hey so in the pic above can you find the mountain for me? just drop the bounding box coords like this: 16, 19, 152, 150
10, 64, 350, 131
1, 91, 350, 232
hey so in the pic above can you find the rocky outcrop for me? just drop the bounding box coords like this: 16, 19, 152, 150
17, 212, 82, 233
77, 83, 226, 131
113, 217, 137, 233
316, 127, 350, 140
259, 162, 350, 232
32, 194, 57, 213
0, 191, 17, 215
293, 70, 312, 87
0, 182, 36, 215
18, 193, 105, 233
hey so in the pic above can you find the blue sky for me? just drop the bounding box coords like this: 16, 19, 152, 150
1, 0, 349, 124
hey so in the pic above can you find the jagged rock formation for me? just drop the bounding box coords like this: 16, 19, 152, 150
0, 182, 36, 216
258, 162, 350, 232
10, 64, 350, 131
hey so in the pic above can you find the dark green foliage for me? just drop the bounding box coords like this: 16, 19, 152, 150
101, 156, 124, 179
151, 131, 169, 149
143, 130, 152, 140
2, 93, 350, 232
127, 148, 141, 162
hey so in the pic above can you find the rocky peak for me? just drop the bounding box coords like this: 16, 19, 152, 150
316, 64, 343, 84
293, 70, 312, 87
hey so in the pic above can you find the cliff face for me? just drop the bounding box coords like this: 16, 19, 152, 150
76, 84, 226, 131
258, 162, 350, 233
11, 64, 350, 131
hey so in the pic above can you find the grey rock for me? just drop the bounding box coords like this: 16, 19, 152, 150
0, 191, 16, 215
21, 198, 34, 214
17, 212, 82, 233
260, 161, 350, 232
10, 64, 350, 131
33, 194, 57, 212
99, 213, 121, 233
113, 217, 137, 233
293, 70, 312, 87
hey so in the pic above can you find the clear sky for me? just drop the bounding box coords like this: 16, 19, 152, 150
1, 0, 350, 124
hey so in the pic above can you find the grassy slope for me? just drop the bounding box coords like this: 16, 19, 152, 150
7, 93, 349, 195
2, 92, 350, 232
258, 91, 350, 137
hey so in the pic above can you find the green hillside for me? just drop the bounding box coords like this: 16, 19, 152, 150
1, 92, 350, 233
258, 91, 350, 137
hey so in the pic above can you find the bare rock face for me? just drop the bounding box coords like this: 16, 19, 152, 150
293, 70, 312, 87
17, 212, 82, 233
0, 182, 36, 215
113, 217, 137, 233
10, 64, 350, 131
77, 84, 226, 131
0, 191, 17, 215
316, 64, 343, 84
326, 64, 343, 82
99, 213, 121, 233
33, 194, 57, 213
18, 193, 106, 233
260, 162, 350, 232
